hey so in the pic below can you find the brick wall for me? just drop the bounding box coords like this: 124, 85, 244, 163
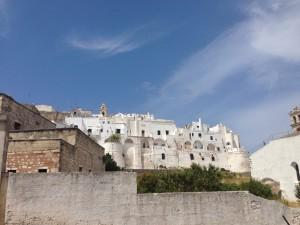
7, 139, 61, 173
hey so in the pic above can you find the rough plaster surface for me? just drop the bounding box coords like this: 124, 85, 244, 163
4, 172, 300, 225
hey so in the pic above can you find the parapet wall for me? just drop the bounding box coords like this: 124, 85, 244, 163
4, 172, 300, 225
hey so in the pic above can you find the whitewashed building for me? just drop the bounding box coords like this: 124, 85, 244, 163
62, 104, 250, 173
251, 107, 300, 202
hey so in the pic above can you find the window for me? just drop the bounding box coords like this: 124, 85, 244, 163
217, 147, 220, 151
192, 133, 194, 136
210, 136, 213, 140
211, 156, 215, 161
162, 153, 166, 160
197, 126, 199, 128
13, 122, 21, 130
143, 143, 146, 148
38, 168, 47, 173
74, 125, 78, 128
198, 133, 202, 138
88, 170, 92, 173
202, 157, 205, 161
7, 169, 16, 173
190, 153, 194, 160
79, 166, 83, 172
87, 129, 92, 135
116, 129, 121, 134
100, 129, 103, 133
293, 116, 297, 123
226, 142, 231, 146
291, 162, 300, 181
157, 130, 161, 135
141, 130, 145, 137
166, 130, 169, 135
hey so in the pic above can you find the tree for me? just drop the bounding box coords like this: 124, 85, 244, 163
104, 134, 120, 143
102, 153, 120, 171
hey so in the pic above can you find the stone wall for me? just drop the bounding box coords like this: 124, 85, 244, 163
0, 94, 55, 131
8, 128, 105, 173
4, 172, 300, 225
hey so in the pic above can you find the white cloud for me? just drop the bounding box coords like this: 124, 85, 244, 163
68, 25, 164, 56
69, 34, 141, 56
144, 0, 300, 151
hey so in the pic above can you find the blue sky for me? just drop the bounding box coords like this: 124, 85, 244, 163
1, 0, 300, 151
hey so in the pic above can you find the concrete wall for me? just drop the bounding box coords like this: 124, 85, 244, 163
4, 172, 300, 225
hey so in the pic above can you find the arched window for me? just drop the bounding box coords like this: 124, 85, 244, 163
207, 143, 215, 151
162, 153, 166, 160
211, 155, 215, 161
125, 139, 134, 144
293, 116, 297, 124
154, 138, 165, 147
193, 141, 203, 149
291, 162, 300, 181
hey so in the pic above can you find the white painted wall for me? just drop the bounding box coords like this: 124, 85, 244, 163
251, 134, 300, 201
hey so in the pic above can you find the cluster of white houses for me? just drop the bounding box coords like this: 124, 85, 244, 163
6, 94, 300, 202
37, 104, 251, 173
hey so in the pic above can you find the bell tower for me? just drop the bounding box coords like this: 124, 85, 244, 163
289, 106, 300, 133
99, 103, 108, 117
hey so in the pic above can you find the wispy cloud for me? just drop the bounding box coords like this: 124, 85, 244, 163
144, 0, 300, 150
68, 25, 164, 56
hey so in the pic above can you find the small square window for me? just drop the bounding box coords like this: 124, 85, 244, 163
38, 168, 48, 173
116, 129, 121, 134
14, 122, 21, 130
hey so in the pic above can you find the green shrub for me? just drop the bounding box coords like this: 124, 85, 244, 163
105, 134, 121, 143
102, 153, 120, 171
240, 179, 274, 200
137, 164, 276, 200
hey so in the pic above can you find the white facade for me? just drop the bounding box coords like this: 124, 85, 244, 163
251, 134, 300, 202
64, 106, 250, 173
251, 107, 300, 202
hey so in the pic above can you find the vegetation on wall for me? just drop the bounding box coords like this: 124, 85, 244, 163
102, 153, 121, 171
137, 164, 276, 200
105, 134, 121, 143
